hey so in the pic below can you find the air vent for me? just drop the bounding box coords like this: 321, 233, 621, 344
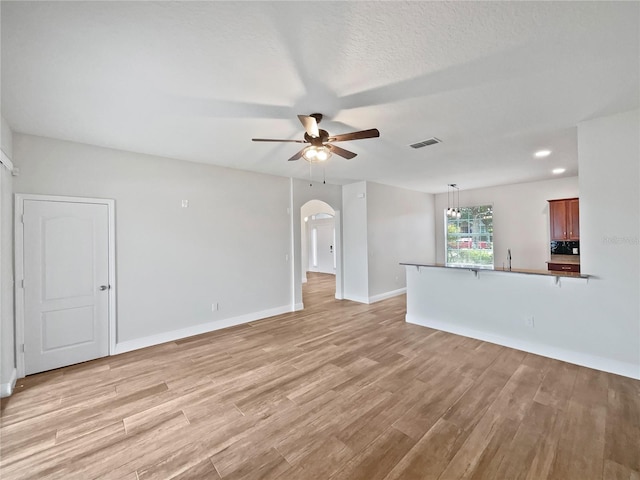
410, 137, 442, 149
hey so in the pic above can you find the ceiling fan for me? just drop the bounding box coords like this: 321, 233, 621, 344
252, 113, 380, 163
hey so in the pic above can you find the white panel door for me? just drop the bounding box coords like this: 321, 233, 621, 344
23, 200, 110, 375
314, 223, 335, 275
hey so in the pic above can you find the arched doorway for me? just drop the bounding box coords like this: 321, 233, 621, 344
300, 199, 341, 305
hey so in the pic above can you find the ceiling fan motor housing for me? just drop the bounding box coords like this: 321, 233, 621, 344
310, 113, 323, 124
304, 129, 330, 145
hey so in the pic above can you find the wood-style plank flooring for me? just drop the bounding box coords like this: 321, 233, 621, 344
1, 272, 639, 479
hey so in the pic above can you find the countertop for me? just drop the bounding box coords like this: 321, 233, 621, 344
548, 254, 580, 265
400, 262, 589, 279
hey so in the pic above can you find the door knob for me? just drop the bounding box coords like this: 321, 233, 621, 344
99, 285, 108, 291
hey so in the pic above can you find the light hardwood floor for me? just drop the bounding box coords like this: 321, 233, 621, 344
1, 272, 639, 479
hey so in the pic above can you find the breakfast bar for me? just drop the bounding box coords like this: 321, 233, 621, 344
401, 262, 600, 372
401, 262, 588, 279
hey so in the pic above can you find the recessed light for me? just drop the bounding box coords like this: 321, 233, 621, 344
535, 150, 551, 158
552, 168, 566, 174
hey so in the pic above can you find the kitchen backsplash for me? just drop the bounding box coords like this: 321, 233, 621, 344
550, 240, 580, 255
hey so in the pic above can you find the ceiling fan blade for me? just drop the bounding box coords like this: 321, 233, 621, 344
252, 138, 307, 143
328, 128, 380, 143
328, 144, 357, 160
288, 148, 306, 161
297, 115, 320, 138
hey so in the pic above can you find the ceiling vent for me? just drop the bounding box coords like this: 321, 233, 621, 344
410, 137, 442, 149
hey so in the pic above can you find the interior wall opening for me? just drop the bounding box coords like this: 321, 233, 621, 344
300, 200, 338, 304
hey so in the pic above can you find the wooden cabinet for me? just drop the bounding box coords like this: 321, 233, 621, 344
548, 198, 579, 241
548, 262, 580, 273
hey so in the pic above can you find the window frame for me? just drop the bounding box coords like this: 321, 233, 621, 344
445, 204, 494, 268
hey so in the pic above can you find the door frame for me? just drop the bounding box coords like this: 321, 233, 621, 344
306, 215, 336, 275
14, 194, 117, 378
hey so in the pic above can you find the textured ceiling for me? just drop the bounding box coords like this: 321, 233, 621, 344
2, 1, 638, 193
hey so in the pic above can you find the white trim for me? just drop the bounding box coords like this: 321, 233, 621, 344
293, 302, 304, 311
288, 178, 296, 311
406, 313, 640, 381
0, 148, 14, 172
114, 304, 292, 354
333, 210, 344, 300
344, 288, 406, 305
344, 294, 370, 304
14, 194, 117, 378
369, 287, 406, 304
0, 368, 17, 398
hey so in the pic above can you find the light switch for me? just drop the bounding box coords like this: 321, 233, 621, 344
181, 200, 189, 208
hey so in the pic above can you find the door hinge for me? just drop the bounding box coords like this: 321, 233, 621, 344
21, 344, 25, 353
20, 279, 24, 289
20, 214, 24, 224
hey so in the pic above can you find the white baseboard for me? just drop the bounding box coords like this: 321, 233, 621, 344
344, 294, 370, 304
406, 314, 640, 381
293, 302, 304, 311
0, 368, 17, 398
369, 288, 406, 304
114, 304, 293, 355
345, 288, 407, 305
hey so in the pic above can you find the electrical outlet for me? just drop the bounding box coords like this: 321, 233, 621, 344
525, 316, 535, 328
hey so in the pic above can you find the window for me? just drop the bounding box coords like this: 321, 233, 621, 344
446, 205, 493, 267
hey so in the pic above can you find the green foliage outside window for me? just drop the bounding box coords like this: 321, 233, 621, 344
446, 205, 493, 267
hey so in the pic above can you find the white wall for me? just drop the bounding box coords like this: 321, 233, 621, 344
342, 181, 436, 303
434, 177, 579, 270
342, 181, 369, 303
13, 134, 292, 349
577, 109, 639, 376
367, 182, 435, 300
0, 115, 15, 396
1, 116, 12, 158
292, 180, 342, 307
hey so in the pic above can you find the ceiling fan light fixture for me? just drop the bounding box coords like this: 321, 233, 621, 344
303, 145, 331, 163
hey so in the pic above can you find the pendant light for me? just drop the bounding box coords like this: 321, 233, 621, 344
447, 184, 461, 218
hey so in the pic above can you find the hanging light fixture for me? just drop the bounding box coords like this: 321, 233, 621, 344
302, 145, 332, 163
447, 184, 461, 218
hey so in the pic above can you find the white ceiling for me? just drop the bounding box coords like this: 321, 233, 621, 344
2, 1, 638, 193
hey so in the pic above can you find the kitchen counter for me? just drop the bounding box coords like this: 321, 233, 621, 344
548, 254, 580, 266
400, 262, 588, 279
400, 260, 613, 380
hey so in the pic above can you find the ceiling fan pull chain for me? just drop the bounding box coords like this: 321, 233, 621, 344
309, 162, 312, 187
323, 167, 326, 184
